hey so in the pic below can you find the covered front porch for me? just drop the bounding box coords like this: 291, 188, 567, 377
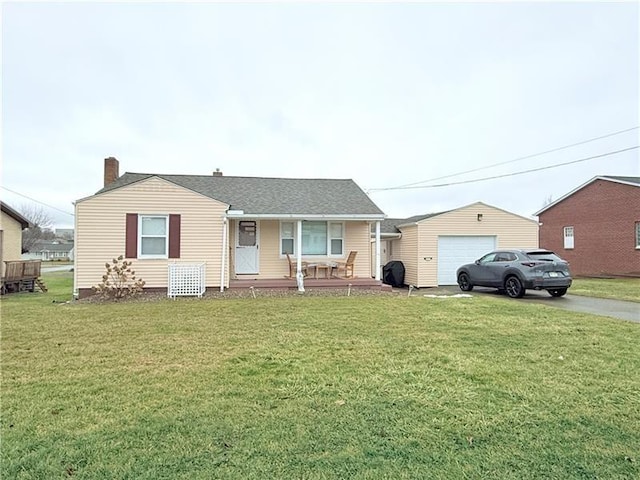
225, 215, 384, 290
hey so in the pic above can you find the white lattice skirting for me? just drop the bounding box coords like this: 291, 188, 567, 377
168, 263, 206, 298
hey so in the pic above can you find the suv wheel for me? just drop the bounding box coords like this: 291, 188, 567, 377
505, 276, 525, 298
458, 272, 473, 291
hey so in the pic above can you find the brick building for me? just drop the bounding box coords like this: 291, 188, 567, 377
535, 176, 640, 277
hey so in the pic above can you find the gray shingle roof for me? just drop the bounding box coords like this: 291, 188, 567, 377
34, 242, 73, 253
95, 173, 385, 216
376, 211, 449, 233
600, 176, 640, 186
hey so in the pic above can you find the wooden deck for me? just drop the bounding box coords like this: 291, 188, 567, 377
1, 260, 47, 295
229, 276, 391, 291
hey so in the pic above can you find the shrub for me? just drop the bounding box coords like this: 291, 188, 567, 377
91, 256, 145, 300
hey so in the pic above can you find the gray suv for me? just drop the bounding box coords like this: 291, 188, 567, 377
456, 249, 572, 298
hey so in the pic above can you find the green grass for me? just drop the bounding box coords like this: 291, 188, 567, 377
2, 273, 639, 479
571, 277, 640, 302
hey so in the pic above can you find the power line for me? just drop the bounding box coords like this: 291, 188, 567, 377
389, 126, 640, 189
370, 146, 639, 191
1, 186, 75, 217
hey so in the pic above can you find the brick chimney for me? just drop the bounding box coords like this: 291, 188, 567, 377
213, 168, 223, 176
104, 157, 120, 186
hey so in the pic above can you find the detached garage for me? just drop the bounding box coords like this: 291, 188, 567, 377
380, 202, 538, 287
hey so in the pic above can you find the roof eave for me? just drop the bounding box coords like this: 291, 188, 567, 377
0, 202, 31, 229
225, 213, 386, 221
534, 175, 640, 216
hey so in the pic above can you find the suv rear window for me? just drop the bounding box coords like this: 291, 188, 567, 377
526, 251, 563, 262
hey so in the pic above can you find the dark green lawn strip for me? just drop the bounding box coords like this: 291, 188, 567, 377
571, 277, 640, 302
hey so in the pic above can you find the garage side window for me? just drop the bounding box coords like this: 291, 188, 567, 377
563, 226, 574, 249
636, 222, 640, 249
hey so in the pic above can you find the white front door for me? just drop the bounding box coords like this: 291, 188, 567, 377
235, 220, 259, 274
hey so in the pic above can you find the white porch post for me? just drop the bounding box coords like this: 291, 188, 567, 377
219, 217, 228, 292
375, 221, 381, 281
296, 219, 305, 292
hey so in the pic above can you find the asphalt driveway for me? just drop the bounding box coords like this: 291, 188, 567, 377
428, 286, 640, 323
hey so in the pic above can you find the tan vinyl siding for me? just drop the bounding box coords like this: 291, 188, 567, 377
76, 177, 228, 291
416, 203, 539, 287
345, 221, 373, 278
395, 225, 419, 286
370, 239, 392, 278
1, 211, 24, 277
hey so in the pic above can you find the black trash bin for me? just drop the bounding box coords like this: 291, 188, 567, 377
382, 261, 405, 288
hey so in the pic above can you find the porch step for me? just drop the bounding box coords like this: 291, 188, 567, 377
36, 278, 48, 293
229, 277, 385, 290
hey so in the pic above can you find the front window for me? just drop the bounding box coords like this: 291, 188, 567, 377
329, 223, 343, 255
139, 215, 168, 258
636, 222, 640, 248
280, 221, 344, 256
281, 222, 294, 254
302, 221, 327, 255
563, 226, 574, 249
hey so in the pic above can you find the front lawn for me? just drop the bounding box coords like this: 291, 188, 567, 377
2, 273, 639, 479
570, 277, 640, 302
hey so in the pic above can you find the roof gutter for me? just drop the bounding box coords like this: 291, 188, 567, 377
225, 212, 386, 221
373, 232, 402, 239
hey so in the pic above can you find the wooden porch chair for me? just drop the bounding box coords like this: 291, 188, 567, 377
335, 251, 357, 278
286, 253, 309, 278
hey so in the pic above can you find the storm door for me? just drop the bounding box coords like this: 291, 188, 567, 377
235, 221, 259, 274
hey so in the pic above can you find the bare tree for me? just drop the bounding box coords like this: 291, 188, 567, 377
541, 195, 553, 208
19, 203, 54, 253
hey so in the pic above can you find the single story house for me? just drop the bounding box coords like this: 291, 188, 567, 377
1, 202, 31, 277
535, 175, 640, 276
373, 202, 539, 287
22, 241, 74, 261
74, 158, 386, 298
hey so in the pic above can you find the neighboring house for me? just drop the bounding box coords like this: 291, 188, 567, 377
0, 202, 31, 278
74, 158, 386, 298
374, 202, 539, 287
535, 175, 640, 276
22, 241, 74, 261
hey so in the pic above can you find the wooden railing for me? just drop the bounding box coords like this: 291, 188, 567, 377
3, 260, 42, 281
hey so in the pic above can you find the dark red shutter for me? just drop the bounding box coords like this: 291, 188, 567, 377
169, 214, 181, 258
125, 214, 138, 258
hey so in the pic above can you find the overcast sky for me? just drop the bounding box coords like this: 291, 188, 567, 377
2, 1, 638, 229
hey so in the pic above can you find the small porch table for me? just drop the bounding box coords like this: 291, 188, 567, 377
307, 262, 338, 279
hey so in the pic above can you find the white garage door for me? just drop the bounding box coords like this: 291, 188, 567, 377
437, 236, 497, 285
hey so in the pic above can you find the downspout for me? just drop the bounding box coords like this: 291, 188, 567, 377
296, 219, 304, 292
375, 221, 381, 281
220, 216, 228, 292
73, 201, 78, 299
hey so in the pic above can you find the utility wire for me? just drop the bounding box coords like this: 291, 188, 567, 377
389, 126, 640, 189
1, 186, 75, 217
370, 146, 639, 191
